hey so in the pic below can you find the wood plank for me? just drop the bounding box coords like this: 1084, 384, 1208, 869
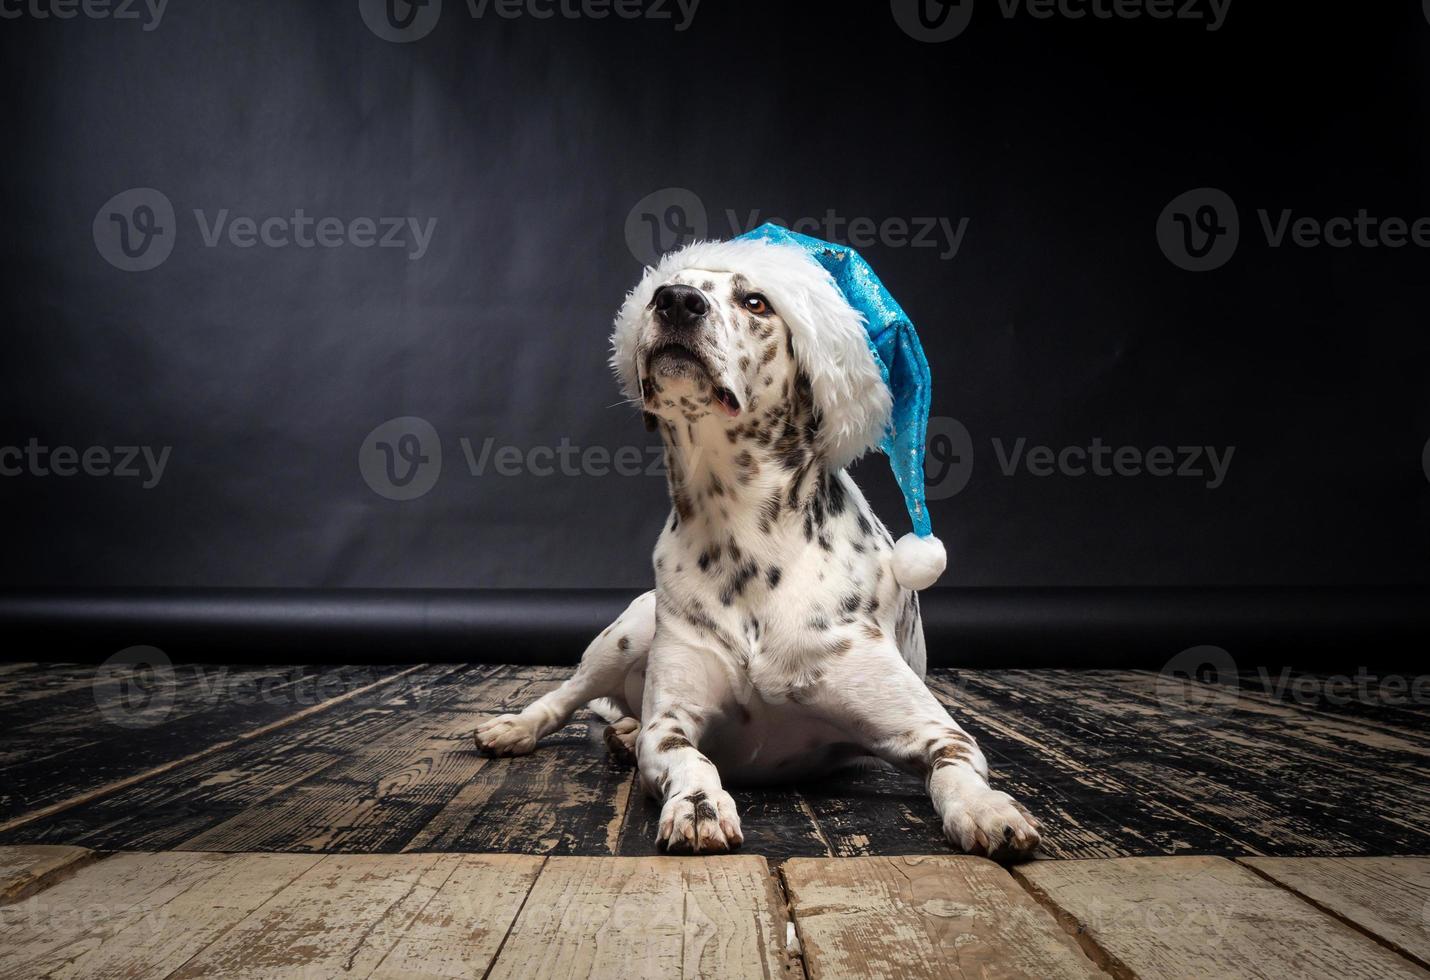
0, 663, 423, 827
1093, 669, 1430, 760
1229, 668, 1430, 736
0, 850, 542, 980
798, 763, 956, 858
1240, 857, 1430, 970
169, 853, 543, 978
927, 672, 1239, 858
938, 670, 1430, 857
1014, 855, 1430, 979
367, 855, 548, 978
0, 664, 311, 760
178, 668, 556, 852
485, 855, 790, 980
0, 665, 477, 851
0, 851, 324, 979
783, 855, 1101, 980
0, 844, 94, 904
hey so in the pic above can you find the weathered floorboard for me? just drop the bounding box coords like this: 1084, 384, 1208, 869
1, 664, 1427, 861
485, 855, 791, 980
0, 664, 475, 851
1014, 855, 1430, 979
1240, 856, 1430, 970
0, 844, 94, 903
783, 854, 1102, 979
0, 663, 420, 825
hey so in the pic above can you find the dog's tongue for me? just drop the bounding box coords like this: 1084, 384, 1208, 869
713, 387, 741, 418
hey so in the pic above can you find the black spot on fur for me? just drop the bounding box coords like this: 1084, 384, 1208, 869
766, 566, 782, 589
659, 735, 692, 752
720, 559, 759, 606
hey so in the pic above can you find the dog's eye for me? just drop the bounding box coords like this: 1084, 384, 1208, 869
743, 294, 771, 315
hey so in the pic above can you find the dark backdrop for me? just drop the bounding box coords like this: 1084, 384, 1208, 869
2, 0, 1427, 593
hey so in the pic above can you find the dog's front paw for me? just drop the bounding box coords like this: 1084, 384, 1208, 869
657, 788, 743, 854
474, 714, 537, 757
942, 789, 1043, 862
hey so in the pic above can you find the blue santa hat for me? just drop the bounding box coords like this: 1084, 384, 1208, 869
734, 224, 944, 589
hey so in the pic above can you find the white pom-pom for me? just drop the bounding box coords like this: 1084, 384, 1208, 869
892, 533, 946, 591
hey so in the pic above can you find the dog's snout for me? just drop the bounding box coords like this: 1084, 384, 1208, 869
652, 284, 708, 329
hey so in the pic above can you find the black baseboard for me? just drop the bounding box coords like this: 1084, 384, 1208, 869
1, 587, 1425, 669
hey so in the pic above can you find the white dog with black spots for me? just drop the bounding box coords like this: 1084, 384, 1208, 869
476, 236, 1042, 860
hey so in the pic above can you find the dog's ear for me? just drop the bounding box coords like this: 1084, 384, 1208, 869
756, 250, 891, 470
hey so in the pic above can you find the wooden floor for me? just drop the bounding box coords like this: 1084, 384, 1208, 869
0, 662, 1428, 977
1, 662, 1427, 859
1, 846, 1428, 977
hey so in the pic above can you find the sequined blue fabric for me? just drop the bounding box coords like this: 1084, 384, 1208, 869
735, 223, 933, 538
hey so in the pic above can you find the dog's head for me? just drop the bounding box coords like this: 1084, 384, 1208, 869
611, 237, 891, 469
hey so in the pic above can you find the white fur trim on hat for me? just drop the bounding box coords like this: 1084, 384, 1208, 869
611, 237, 891, 470
892, 532, 946, 591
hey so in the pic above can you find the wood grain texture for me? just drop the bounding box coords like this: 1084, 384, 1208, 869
1015, 855, 1430, 980
170, 853, 543, 979
179, 667, 558, 852
783, 855, 1102, 980
0, 844, 94, 904
1240, 857, 1430, 969
486, 855, 792, 980
0, 664, 476, 851
932, 669, 1430, 857
0, 850, 543, 980
0, 664, 422, 828
2, 664, 1428, 861
0, 851, 323, 980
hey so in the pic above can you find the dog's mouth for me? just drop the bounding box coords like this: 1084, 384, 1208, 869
644, 343, 742, 418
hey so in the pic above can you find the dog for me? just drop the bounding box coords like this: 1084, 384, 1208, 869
475, 235, 1042, 860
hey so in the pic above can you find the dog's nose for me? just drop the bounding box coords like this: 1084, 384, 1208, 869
652, 284, 709, 329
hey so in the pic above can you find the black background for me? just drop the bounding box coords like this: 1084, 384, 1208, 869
2, 0, 1427, 593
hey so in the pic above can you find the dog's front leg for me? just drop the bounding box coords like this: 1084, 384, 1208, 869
475, 590, 653, 757
816, 642, 1042, 861
637, 642, 743, 853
